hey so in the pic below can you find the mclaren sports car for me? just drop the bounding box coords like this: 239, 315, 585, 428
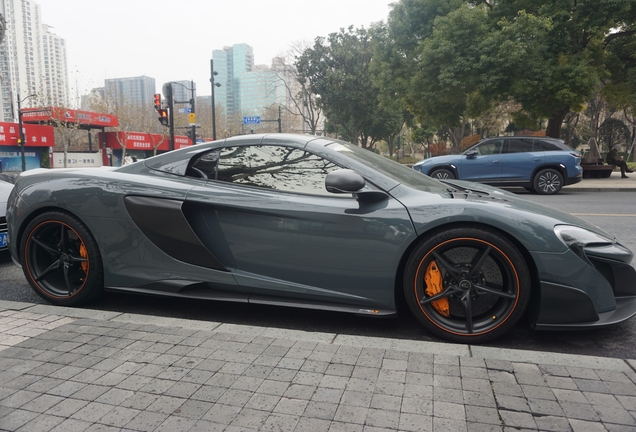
6, 134, 636, 343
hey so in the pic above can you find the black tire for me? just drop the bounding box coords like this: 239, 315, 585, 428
430, 169, 456, 180
404, 226, 531, 343
533, 169, 563, 195
20, 212, 104, 306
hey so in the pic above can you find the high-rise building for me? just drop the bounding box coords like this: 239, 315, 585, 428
41, 24, 68, 108
104, 75, 156, 112
0, 0, 69, 121
212, 43, 254, 120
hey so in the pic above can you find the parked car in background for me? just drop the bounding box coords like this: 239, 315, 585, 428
413, 137, 583, 194
0, 178, 14, 250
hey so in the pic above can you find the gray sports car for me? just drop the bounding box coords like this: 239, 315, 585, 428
6, 134, 636, 343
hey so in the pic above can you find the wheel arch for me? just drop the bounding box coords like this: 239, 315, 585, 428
531, 164, 567, 182
393, 221, 540, 320
15, 206, 91, 262
427, 164, 459, 178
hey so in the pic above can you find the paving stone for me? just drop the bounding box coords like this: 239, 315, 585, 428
528, 397, 565, 416
228, 407, 270, 430
97, 406, 141, 428
499, 410, 537, 429
364, 407, 400, 429
71, 401, 114, 422
433, 416, 468, 432
569, 418, 607, 432
492, 381, 524, 397
533, 414, 571, 432
465, 405, 501, 426
559, 401, 600, 421
521, 384, 556, 400
240, 392, 277, 414
495, 394, 531, 413
21, 394, 64, 413
259, 412, 300, 431
0, 408, 39, 429
399, 412, 433, 431
44, 397, 89, 417
293, 416, 332, 432
594, 404, 636, 425
49, 418, 92, 432
553, 388, 588, 404
124, 410, 169, 431
463, 390, 497, 409
434, 401, 465, 420
273, 397, 309, 416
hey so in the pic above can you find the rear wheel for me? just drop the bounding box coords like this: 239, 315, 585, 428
404, 226, 530, 343
20, 212, 103, 306
533, 169, 563, 195
430, 169, 455, 180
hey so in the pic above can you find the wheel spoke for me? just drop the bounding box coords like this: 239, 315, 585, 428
467, 246, 491, 278
31, 237, 59, 255
461, 292, 474, 333
63, 262, 72, 296
432, 251, 462, 280
474, 283, 516, 299
60, 225, 67, 251
67, 254, 88, 264
420, 284, 460, 305
34, 260, 61, 282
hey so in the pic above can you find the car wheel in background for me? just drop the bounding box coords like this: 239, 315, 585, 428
20, 212, 104, 306
404, 226, 531, 343
533, 169, 563, 195
430, 169, 455, 180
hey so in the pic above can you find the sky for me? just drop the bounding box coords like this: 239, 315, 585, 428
36, 0, 396, 105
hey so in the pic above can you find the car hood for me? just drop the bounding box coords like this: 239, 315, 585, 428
393, 179, 617, 253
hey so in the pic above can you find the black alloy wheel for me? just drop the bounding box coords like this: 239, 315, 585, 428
404, 226, 530, 343
20, 212, 103, 306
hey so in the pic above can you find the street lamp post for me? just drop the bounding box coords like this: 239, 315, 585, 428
17, 93, 37, 171
210, 60, 221, 141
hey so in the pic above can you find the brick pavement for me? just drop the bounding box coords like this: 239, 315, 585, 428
1, 303, 636, 431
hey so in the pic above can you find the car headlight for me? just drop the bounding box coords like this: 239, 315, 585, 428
554, 225, 615, 263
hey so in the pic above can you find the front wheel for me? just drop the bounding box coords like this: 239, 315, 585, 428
533, 169, 563, 195
20, 212, 104, 306
430, 169, 456, 180
404, 226, 531, 343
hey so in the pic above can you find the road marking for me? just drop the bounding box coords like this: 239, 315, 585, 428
571, 213, 636, 217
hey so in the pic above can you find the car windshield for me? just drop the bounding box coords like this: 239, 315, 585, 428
326, 140, 447, 193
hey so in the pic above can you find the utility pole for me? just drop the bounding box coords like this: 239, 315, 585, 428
210, 59, 221, 141
166, 84, 175, 151
17, 94, 26, 171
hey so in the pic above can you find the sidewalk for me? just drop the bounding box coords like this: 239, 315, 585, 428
1, 301, 635, 431
564, 170, 636, 192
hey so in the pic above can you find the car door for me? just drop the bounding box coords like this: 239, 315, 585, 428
499, 138, 544, 182
184, 144, 415, 312
460, 138, 504, 182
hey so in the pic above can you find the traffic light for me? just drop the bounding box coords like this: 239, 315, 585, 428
153, 94, 161, 112
158, 108, 169, 126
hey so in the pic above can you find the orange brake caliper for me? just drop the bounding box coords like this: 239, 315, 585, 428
79, 243, 88, 273
424, 260, 449, 317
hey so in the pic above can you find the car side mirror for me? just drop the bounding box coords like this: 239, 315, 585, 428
465, 149, 478, 157
325, 169, 365, 193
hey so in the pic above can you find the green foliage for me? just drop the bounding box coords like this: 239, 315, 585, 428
382, 0, 636, 138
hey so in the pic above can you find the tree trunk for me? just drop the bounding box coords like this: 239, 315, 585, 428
546, 108, 569, 138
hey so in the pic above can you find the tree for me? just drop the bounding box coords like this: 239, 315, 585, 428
280, 42, 323, 135
384, 0, 636, 139
297, 26, 381, 147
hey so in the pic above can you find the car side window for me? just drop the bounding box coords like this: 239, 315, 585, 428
214, 145, 342, 196
476, 139, 503, 155
505, 139, 534, 153
535, 139, 562, 151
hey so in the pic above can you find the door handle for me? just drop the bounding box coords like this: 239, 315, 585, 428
492, 160, 500, 163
